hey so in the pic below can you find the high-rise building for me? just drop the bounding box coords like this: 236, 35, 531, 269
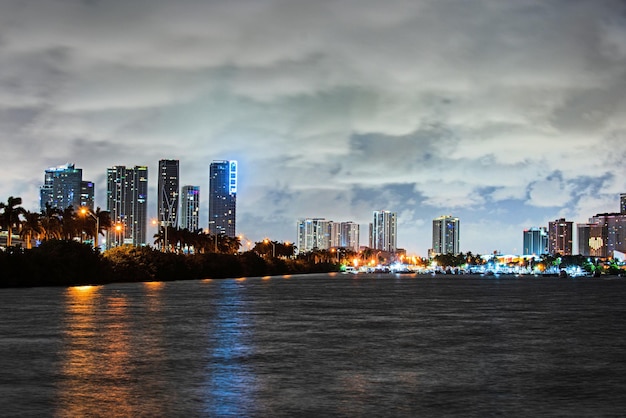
209, 160, 237, 237
578, 213, 626, 258
340, 221, 360, 252
181, 185, 200, 232
80, 181, 95, 210
371, 210, 397, 252
40, 163, 90, 211
158, 159, 179, 229
522, 227, 548, 256
432, 215, 460, 255
330, 222, 342, 248
621, 193, 626, 215
548, 218, 573, 255
297, 218, 332, 252
106, 165, 148, 248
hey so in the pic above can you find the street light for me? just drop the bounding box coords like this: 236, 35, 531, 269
80, 207, 99, 250
264, 239, 275, 258
152, 219, 170, 252
115, 223, 123, 247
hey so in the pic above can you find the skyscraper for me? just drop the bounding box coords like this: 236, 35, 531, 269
548, 218, 573, 255
106, 165, 148, 248
340, 221, 360, 252
209, 160, 237, 237
158, 159, 179, 229
371, 210, 397, 252
522, 227, 548, 256
181, 185, 200, 232
40, 163, 90, 211
578, 213, 626, 257
432, 215, 460, 255
80, 181, 95, 210
621, 193, 626, 215
297, 218, 332, 252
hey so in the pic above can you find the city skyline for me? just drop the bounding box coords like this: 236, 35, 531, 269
1, 0, 625, 255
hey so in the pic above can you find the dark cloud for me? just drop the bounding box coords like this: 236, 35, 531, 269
1, 0, 625, 254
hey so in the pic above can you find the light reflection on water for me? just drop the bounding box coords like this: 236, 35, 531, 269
203, 279, 256, 417
57, 286, 137, 417
1, 275, 626, 416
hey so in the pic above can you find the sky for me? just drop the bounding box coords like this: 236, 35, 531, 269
1, 0, 626, 255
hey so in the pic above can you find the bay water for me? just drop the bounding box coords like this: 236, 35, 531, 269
1, 273, 625, 417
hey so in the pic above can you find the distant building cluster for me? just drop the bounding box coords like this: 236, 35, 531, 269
39, 160, 237, 249
522, 194, 626, 258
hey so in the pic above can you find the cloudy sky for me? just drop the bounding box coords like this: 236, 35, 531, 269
2, 0, 626, 255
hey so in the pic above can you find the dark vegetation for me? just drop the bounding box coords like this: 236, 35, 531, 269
0, 240, 337, 288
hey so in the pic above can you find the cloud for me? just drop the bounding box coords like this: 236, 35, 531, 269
1, 0, 626, 254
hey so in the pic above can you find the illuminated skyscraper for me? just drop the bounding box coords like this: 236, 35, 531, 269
371, 210, 397, 252
106, 165, 148, 248
297, 218, 332, 252
548, 218, 573, 255
621, 193, 626, 215
340, 221, 360, 252
523, 227, 548, 256
432, 215, 460, 255
158, 159, 179, 229
80, 181, 95, 210
578, 213, 626, 257
209, 160, 237, 237
40, 164, 91, 211
181, 185, 200, 232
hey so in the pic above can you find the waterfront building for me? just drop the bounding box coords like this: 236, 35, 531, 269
340, 221, 360, 252
548, 218, 573, 255
522, 227, 548, 256
80, 181, 95, 210
330, 221, 342, 248
209, 160, 237, 237
371, 210, 397, 252
40, 164, 92, 211
181, 185, 200, 232
106, 165, 148, 248
432, 215, 460, 255
297, 218, 332, 252
578, 213, 626, 258
158, 159, 179, 229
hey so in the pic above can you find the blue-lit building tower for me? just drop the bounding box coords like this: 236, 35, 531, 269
523, 227, 548, 256
40, 163, 91, 211
209, 160, 237, 238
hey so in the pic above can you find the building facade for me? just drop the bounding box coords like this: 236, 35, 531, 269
181, 185, 200, 232
80, 181, 95, 210
340, 221, 360, 252
578, 213, 626, 258
371, 210, 397, 252
432, 215, 460, 255
209, 160, 237, 237
40, 164, 89, 211
106, 165, 148, 248
548, 218, 573, 255
158, 159, 179, 229
522, 227, 548, 256
297, 218, 332, 252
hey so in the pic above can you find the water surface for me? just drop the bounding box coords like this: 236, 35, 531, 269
1, 274, 625, 416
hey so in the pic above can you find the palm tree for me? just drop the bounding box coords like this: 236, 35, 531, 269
0, 196, 26, 247
19, 210, 45, 249
40, 203, 62, 241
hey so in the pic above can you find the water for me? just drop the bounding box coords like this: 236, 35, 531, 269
1, 273, 626, 417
